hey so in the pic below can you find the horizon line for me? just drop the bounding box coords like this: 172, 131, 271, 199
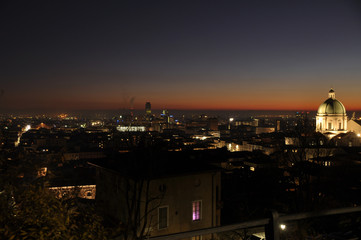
2, 107, 361, 113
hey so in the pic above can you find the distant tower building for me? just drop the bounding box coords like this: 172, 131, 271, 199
207, 118, 219, 131
162, 109, 170, 124
276, 120, 281, 132
145, 102, 151, 116
316, 89, 347, 138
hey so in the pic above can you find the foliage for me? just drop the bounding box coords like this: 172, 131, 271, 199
0, 150, 109, 240
111, 177, 165, 240
0, 185, 108, 240
218, 229, 254, 240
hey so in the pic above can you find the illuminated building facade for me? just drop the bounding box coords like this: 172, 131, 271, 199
316, 89, 348, 138
348, 119, 361, 137
116, 126, 146, 132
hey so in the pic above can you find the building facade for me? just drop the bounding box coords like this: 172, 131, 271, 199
347, 119, 361, 137
90, 152, 221, 240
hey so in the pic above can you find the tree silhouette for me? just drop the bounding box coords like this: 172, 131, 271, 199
0, 151, 108, 240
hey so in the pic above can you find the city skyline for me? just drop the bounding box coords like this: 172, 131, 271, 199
1, 1, 361, 111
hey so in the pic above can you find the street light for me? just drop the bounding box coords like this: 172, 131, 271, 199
280, 224, 286, 230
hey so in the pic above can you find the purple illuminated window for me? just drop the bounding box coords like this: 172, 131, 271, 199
192, 200, 201, 221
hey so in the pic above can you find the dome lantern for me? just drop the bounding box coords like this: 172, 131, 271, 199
328, 88, 335, 99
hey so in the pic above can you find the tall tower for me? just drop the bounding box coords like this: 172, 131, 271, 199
145, 102, 151, 116
316, 89, 347, 138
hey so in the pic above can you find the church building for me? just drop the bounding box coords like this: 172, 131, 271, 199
316, 89, 348, 138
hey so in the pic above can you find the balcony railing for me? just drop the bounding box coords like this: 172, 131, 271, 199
148, 206, 361, 240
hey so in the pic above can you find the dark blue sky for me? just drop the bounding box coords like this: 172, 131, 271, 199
1, 0, 361, 111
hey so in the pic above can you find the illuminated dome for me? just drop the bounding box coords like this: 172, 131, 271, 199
315, 89, 348, 137
317, 98, 346, 115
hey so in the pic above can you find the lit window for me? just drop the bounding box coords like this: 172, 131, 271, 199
158, 206, 168, 229
192, 200, 202, 221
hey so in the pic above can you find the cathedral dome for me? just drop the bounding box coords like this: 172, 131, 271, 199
317, 89, 346, 115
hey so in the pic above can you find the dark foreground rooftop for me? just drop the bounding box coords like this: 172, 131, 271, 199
88, 149, 224, 179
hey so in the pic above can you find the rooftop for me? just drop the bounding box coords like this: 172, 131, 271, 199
88, 149, 224, 179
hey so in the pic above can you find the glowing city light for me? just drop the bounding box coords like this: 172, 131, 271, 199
24, 125, 31, 132
117, 126, 146, 132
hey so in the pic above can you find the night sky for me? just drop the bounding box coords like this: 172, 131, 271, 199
1, 0, 361, 111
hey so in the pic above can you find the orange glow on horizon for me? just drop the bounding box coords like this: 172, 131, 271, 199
5, 99, 361, 112
4, 88, 361, 112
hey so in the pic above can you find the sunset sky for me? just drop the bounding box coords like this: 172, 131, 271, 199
1, 0, 361, 111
